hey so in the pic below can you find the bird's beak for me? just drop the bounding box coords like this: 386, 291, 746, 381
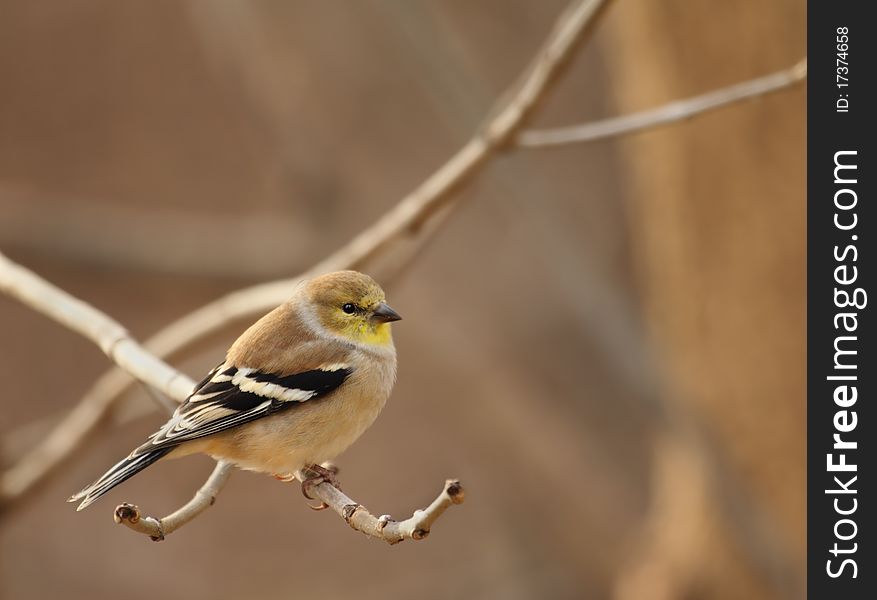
372, 302, 402, 323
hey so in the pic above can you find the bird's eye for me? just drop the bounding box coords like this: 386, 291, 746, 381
342, 303, 357, 314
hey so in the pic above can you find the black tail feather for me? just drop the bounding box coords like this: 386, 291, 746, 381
68, 447, 172, 511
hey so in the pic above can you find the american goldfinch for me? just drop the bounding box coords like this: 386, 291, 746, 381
70, 270, 400, 511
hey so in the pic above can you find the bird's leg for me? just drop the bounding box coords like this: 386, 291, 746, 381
300, 463, 341, 511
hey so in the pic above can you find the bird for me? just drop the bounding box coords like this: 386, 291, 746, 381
70, 270, 401, 511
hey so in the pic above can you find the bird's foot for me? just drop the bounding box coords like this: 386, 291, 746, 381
273, 472, 297, 483
300, 463, 341, 511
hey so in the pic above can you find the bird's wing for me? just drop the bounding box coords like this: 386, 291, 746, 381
135, 360, 352, 455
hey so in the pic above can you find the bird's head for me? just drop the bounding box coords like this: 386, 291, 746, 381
305, 270, 401, 346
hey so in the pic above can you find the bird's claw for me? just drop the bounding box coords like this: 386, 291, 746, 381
300, 463, 342, 510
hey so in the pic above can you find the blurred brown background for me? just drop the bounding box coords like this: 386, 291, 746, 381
0, 1, 805, 599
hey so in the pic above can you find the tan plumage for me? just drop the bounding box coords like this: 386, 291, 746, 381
70, 271, 400, 510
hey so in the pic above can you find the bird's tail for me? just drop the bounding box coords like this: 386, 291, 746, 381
68, 447, 173, 511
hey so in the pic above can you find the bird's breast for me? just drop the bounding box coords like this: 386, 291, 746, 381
309, 352, 396, 460
215, 351, 396, 475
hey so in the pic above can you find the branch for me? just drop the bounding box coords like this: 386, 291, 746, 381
1, 0, 612, 513
113, 461, 233, 540
116, 472, 465, 544
316, 478, 465, 545
0, 251, 195, 411
0, 250, 196, 507
517, 58, 807, 147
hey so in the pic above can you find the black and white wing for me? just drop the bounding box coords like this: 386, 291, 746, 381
70, 361, 352, 511
139, 362, 353, 454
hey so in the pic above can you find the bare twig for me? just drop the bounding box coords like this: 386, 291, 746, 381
113, 461, 233, 540
517, 59, 807, 147
0, 0, 612, 513
316, 478, 465, 545
116, 473, 464, 544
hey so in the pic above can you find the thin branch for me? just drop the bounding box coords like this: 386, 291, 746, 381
0, 0, 612, 513
113, 461, 233, 540
517, 58, 807, 147
117, 471, 465, 545
316, 478, 465, 545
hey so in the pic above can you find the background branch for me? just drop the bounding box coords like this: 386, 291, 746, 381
517, 59, 807, 147
0, 251, 194, 409
0, 250, 195, 508
1, 368, 151, 508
